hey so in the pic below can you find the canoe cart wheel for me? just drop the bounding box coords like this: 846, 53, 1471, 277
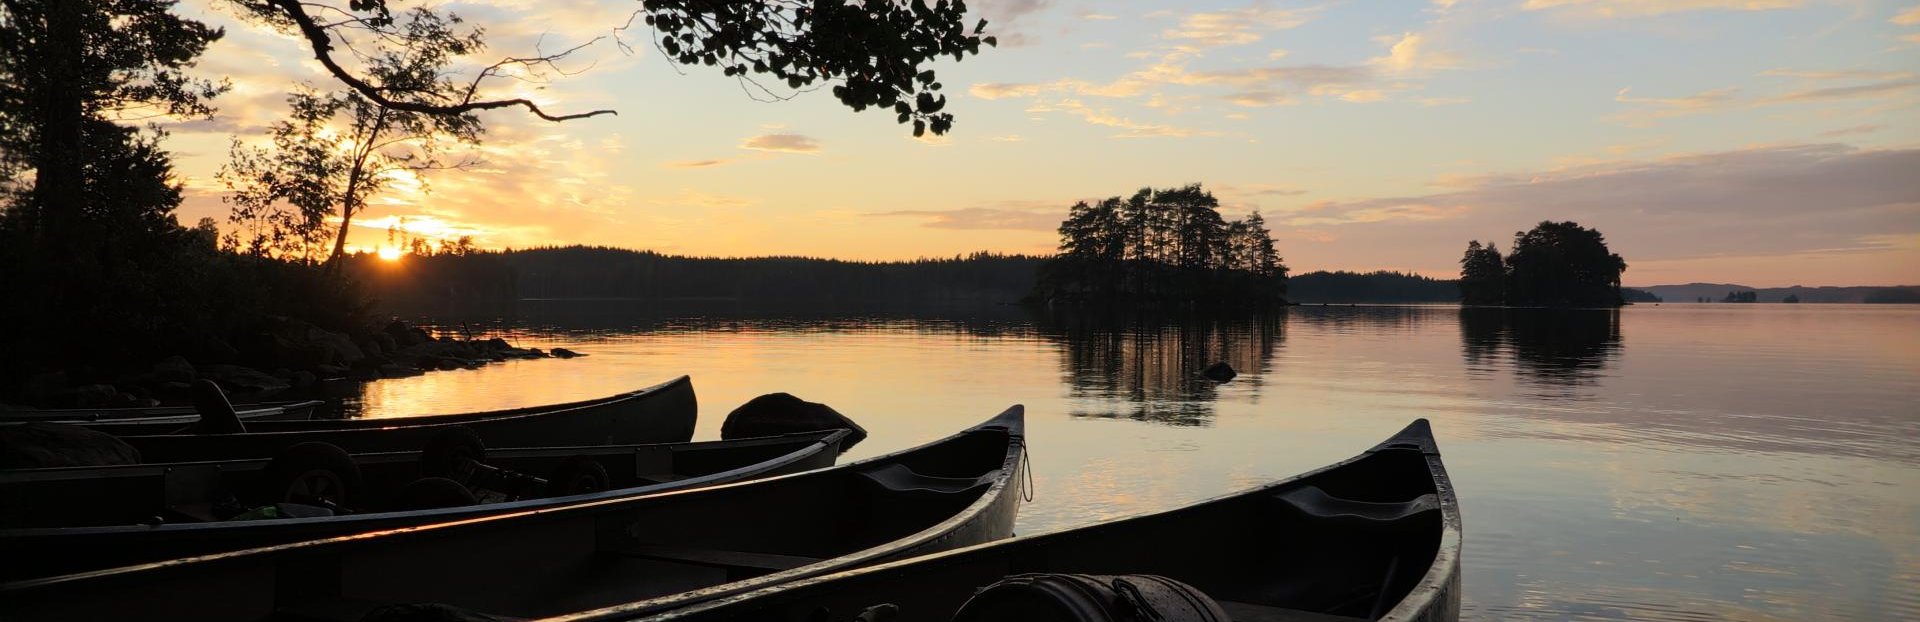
545, 456, 610, 497
398, 476, 479, 510
420, 426, 486, 481
263, 442, 363, 509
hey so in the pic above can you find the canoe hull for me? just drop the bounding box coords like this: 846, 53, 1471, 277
116, 377, 697, 463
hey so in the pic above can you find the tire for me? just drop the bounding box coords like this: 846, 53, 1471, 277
397, 477, 478, 510
545, 456, 611, 497
263, 442, 362, 508
419, 426, 486, 479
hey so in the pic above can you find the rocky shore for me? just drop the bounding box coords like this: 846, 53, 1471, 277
8, 320, 582, 409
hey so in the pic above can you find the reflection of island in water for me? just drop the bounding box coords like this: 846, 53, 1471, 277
1460, 308, 1622, 396
1035, 311, 1285, 426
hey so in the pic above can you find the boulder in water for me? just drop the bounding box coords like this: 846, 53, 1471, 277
721, 393, 867, 450
1202, 362, 1237, 382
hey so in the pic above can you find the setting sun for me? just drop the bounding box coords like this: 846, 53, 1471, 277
376, 246, 401, 262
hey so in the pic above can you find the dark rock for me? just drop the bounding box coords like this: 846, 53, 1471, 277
0, 423, 142, 468
307, 328, 365, 366
485, 337, 512, 351
528, 348, 547, 357
20, 371, 70, 405
373, 332, 398, 356
288, 370, 318, 390
385, 320, 433, 348
199, 364, 293, 396
1202, 362, 1237, 383
314, 364, 349, 378
379, 364, 423, 379
152, 355, 196, 384
71, 384, 118, 408
721, 393, 867, 450
551, 347, 584, 358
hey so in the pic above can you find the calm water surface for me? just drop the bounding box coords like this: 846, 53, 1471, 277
341, 303, 1920, 621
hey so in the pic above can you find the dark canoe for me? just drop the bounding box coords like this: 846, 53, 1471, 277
0, 400, 321, 434
0, 429, 852, 581
111, 376, 698, 463
0, 407, 1027, 621
598, 419, 1461, 622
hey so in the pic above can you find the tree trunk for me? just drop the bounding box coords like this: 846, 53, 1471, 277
32, 0, 85, 250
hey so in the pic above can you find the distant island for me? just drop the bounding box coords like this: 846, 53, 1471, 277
1459, 221, 1630, 308
1632, 283, 1920, 304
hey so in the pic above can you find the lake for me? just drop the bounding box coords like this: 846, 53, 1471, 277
337, 302, 1920, 621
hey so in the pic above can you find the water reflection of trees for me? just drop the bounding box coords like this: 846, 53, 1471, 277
1035, 311, 1285, 426
1459, 308, 1622, 396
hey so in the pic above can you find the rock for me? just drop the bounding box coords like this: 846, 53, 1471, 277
528, 348, 547, 357
314, 364, 349, 378
199, 364, 292, 396
307, 328, 366, 366
71, 384, 118, 408
373, 332, 398, 356
0, 422, 142, 468
379, 364, 423, 379
288, 370, 318, 390
551, 347, 583, 359
485, 338, 512, 351
1201, 362, 1237, 383
721, 393, 867, 450
385, 320, 432, 348
20, 371, 70, 405
152, 355, 196, 384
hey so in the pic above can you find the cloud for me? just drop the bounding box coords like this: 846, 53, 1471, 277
1760, 77, 1920, 104
1759, 68, 1913, 81
1819, 124, 1880, 137
1609, 86, 1741, 124
1521, 0, 1803, 18
990, 134, 1025, 142
740, 133, 822, 153
664, 159, 730, 169
1033, 99, 1212, 138
1279, 144, 1920, 275
1369, 33, 1462, 74
971, 0, 1054, 47
971, 82, 1050, 100
1893, 5, 1920, 25
869, 204, 1063, 230
1078, 9, 1117, 20
1418, 96, 1472, 106
1161, 7, 1314, 49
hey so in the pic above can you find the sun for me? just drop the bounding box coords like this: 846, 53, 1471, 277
377, 246, 402, 262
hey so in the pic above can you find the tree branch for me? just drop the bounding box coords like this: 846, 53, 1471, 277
265, 0, 614, 122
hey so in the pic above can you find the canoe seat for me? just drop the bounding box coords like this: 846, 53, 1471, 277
1270, 486, 1437, 525
858, 463, 1000, 496
619, 543, 821, 572
1217, 601, 1365, 622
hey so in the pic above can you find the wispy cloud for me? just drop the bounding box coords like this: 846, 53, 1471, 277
1369, 33, 1462, 74
869, 202, 1064, 231
1161, 7, 1315, 49
1892, 5, 1920, 25
1522, 0, 1803, 19
740, 133, 823, 153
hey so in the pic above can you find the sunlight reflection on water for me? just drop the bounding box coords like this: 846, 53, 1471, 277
337, 302, 1919, 621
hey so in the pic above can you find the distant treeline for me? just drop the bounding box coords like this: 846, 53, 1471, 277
1635, 283, 1920, 304
1287, 271, 1458, 304
347, 246, 1048, 310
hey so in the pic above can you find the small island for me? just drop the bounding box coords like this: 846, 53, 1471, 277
1459, 221, 1629, 308
1025, 183, 1288, 307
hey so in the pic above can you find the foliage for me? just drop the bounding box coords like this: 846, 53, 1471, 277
222, 0, 995, 134
1457, 221, 1627, 308
1721, 290, 1757, 303
220, 7, 481, 264
1032, 184, 1287, 306
1457, 240, 1505, 306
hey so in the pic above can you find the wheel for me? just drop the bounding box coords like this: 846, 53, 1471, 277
263, 442, 362, 508
545, 456, 610, 497
419, 426, 486, 479
397, 477, 478, 510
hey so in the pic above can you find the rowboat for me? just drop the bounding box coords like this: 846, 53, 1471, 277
0, 407, 1027, 621
0, 400, 322, 435
591, 419, 1460, 622
0, 428, 852, 580
110, 376, 698, 463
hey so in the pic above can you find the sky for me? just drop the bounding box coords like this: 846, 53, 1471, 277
159, 0, 1920, 287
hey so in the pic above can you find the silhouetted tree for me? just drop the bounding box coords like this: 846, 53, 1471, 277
1458, 240, 1506, 305
1504, 221, 1627, 307
221, 8, 481, 265
224, 0, 994, 135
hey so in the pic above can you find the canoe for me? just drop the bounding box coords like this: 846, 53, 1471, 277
109, 376, 698, 463
589, 419, 1460, 622
0, 400, 321, 434
0, 428, 852, 580
0, 407, 1026, 621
